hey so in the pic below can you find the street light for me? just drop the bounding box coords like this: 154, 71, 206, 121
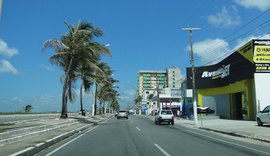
181, 27, 201, 125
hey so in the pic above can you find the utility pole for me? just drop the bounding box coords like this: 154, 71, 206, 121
0, 0, 2, 19
156, 74, 160, 110
181, 27, 201, 125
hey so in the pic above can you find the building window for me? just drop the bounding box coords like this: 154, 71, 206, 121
173, 78, 175, 80
146, 91, 149, 94
173, 85, 175, 88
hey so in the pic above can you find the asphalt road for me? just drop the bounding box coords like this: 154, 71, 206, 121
37, 115, 270, 156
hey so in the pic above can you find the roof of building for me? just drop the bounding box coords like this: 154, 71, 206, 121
138, 70, 166, 74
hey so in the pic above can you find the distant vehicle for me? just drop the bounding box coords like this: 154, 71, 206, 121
117, 110, 128, 119
189, 107, 215, 115
256, 105, 270, 126
155, 110, 174, 125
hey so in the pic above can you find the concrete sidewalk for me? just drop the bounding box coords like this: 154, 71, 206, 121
174, 118, 270, 143
145, 115, 270, 143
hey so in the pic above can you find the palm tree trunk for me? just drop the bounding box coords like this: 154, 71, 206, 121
61, 83, 68, 118
102, 103, 105, 114
94, 82, 98, 115
99, 101, 102, 114
80, 83, 85, 116
61, 58, 73, 118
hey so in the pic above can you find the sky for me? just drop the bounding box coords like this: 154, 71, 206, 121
0, 0, 270, 112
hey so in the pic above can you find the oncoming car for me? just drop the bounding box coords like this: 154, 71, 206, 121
256, 105, 270, 126
117, 110, 128, 119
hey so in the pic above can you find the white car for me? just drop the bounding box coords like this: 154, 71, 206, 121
256, 105, 270, 126
155, 110, 174, 125
117, 110, 128, 119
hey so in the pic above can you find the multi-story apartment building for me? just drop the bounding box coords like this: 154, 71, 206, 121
167, 67, 181, 90
137, 67, 182, 114
138, 70, 167, 97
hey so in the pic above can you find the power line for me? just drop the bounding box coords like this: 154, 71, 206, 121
198, 20, 270, 65
195, 8, 270, 60
202, 32, 270, 66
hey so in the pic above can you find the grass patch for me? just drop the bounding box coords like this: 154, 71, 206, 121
0, 123, 15, 126
34, 141, 45, 144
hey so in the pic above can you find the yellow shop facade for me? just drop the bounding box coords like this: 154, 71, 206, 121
186, 39, 270, 120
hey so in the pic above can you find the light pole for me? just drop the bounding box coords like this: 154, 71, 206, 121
181, 27, 201, 125
91, 91, 95, 117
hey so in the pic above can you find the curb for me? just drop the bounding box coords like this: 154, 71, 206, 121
200, 127, 270, 144
10, 115, 112, 156
0, 121, 79, 145
10, 124, 92, 156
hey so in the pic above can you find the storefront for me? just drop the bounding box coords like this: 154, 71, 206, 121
186, 39, 270, 120
160, 97, 181, 116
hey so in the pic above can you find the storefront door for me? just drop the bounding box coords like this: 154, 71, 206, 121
231, 92, 243, 120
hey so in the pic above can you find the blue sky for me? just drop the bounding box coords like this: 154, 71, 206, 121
0, 0, 270, 112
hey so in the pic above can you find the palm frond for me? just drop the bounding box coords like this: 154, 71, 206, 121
43, 39, 70, 52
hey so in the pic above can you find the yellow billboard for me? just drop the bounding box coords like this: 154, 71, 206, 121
253, 45, 270, 63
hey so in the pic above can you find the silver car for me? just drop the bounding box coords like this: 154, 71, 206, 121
117, 110, 128, 119
256, 105, 270, 126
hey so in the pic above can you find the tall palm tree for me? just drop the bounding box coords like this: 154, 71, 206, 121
93, 62, 113, 115
98, 82, 118, 114
43, 21, 110, 118
78, 49, 110, 116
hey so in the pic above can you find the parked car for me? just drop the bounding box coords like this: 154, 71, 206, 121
189, 107, 215, 115
117, 110, 128, 119
155, 110, 174, 125
256, 105, 270, 126
115, 112, 118, 117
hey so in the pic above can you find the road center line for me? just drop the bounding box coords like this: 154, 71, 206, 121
154, 144, 171, 156
45, 117, 112, 156
136, 127, 141, 131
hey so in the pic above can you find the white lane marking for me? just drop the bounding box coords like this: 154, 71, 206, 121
154, 144, 171, 156
185, 129, 270, 155
45, 117, 112, 156
136, 127, 141, 132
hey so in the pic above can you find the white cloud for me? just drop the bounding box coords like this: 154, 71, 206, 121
190, 38, 231, 65
231, 34, 270, 51
11, 97, 24, 103
208, 6, 241, 27
234, 0, 270, 11
0, 60, 19, 74
190, 34, 270, 65
41, 64, 55, 72
120, 89, 136, 100
0, 39, 18, 58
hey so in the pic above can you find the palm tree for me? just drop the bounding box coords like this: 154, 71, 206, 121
93, 62, 114, 115
43, 21, 110, 118
98, 81, 119, 114
78, 54, 110, 116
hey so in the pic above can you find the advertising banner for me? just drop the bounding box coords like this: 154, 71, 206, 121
253, 40, 270, 73
186, 40, 258, 89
